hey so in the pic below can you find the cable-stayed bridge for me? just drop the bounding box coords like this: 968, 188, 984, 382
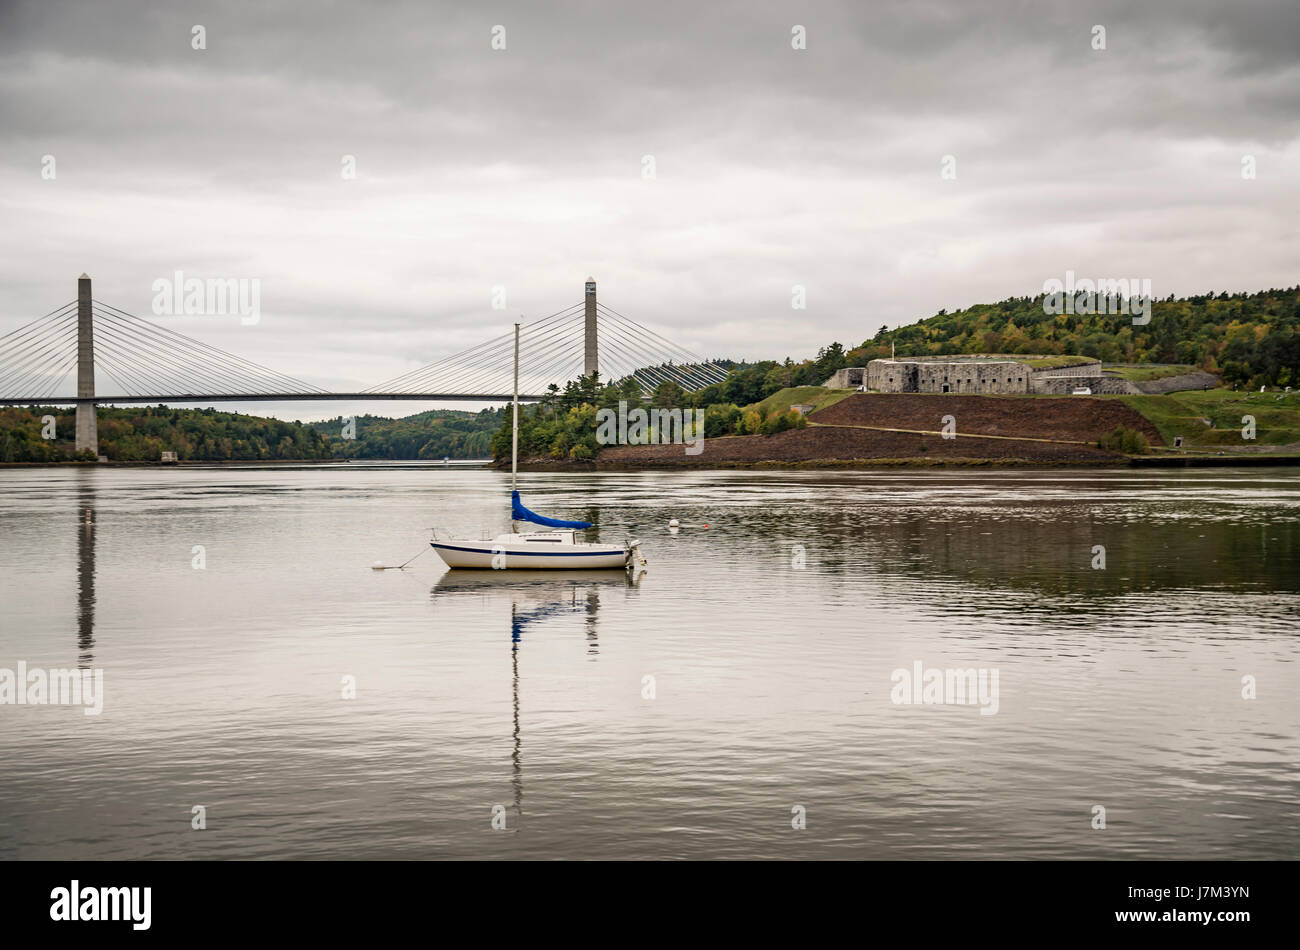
0, 276, 728, 455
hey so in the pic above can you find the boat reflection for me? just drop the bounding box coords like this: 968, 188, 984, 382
430, 567, 644, 595
429, 568, 644, 826
432, 568, 644, 656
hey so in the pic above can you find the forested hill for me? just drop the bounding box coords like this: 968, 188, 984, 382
0, 406, 332, 462
853, 287, 1300, 388
310, 408, 502, 459
684, 286, 1300, 410
0, 405, 504, 463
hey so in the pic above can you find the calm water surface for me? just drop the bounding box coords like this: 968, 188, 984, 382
0, 464, 1297, 859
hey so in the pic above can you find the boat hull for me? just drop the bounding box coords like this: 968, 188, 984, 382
431, 540, 630, 570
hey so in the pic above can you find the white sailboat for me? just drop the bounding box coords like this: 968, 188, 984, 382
430, 322, 645, 571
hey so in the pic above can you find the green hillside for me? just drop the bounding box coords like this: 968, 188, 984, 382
853, 288, 1300, 389
1118, 390, 1300, 448
0, 406, 332, 462
749, 386, 855, 416
684, 287, 1299, 413
311, 408, 502, 459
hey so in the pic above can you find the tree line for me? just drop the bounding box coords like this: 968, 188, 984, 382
0, 406, 332, 462
311, 408, 502, 459
492, 374, 807, 462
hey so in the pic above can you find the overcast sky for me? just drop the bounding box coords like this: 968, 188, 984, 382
1, 0, 1297, 419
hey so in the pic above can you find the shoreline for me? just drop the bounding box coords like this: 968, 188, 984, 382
503, 453, 1300, 471
7, 454, 1299, 471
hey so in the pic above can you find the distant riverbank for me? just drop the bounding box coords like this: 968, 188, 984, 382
0, 457, 493, 468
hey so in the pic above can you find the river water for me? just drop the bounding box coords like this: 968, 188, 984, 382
0, 463, 1297, 859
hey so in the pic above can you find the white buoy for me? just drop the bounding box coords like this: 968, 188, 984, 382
668, 518, 680, 528
370, 548, 428, 571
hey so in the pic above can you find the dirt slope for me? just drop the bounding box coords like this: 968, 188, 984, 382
596, 424, 1124, 466
808, 393, 1163, 445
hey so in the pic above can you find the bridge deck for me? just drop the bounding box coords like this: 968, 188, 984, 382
0, 393, 544, 405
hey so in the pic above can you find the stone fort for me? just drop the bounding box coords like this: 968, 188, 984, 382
826, 355, 1107, 395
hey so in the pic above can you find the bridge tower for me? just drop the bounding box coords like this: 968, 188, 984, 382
584, 277, 598, 379
75, 273, 98, 457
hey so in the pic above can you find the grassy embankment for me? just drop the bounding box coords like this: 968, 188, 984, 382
1118, 390, 1300, 449
1021, 356, 1101, 370
748, 386, 857, 416
1104, 363, 1200, 382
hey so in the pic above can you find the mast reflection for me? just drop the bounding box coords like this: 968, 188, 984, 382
432, 568, 644, 825
76, 474, 96, 666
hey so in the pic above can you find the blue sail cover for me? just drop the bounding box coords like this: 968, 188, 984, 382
511, 490, 593, 529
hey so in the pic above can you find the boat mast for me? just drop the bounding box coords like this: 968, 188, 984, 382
512, 321, 520, 494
